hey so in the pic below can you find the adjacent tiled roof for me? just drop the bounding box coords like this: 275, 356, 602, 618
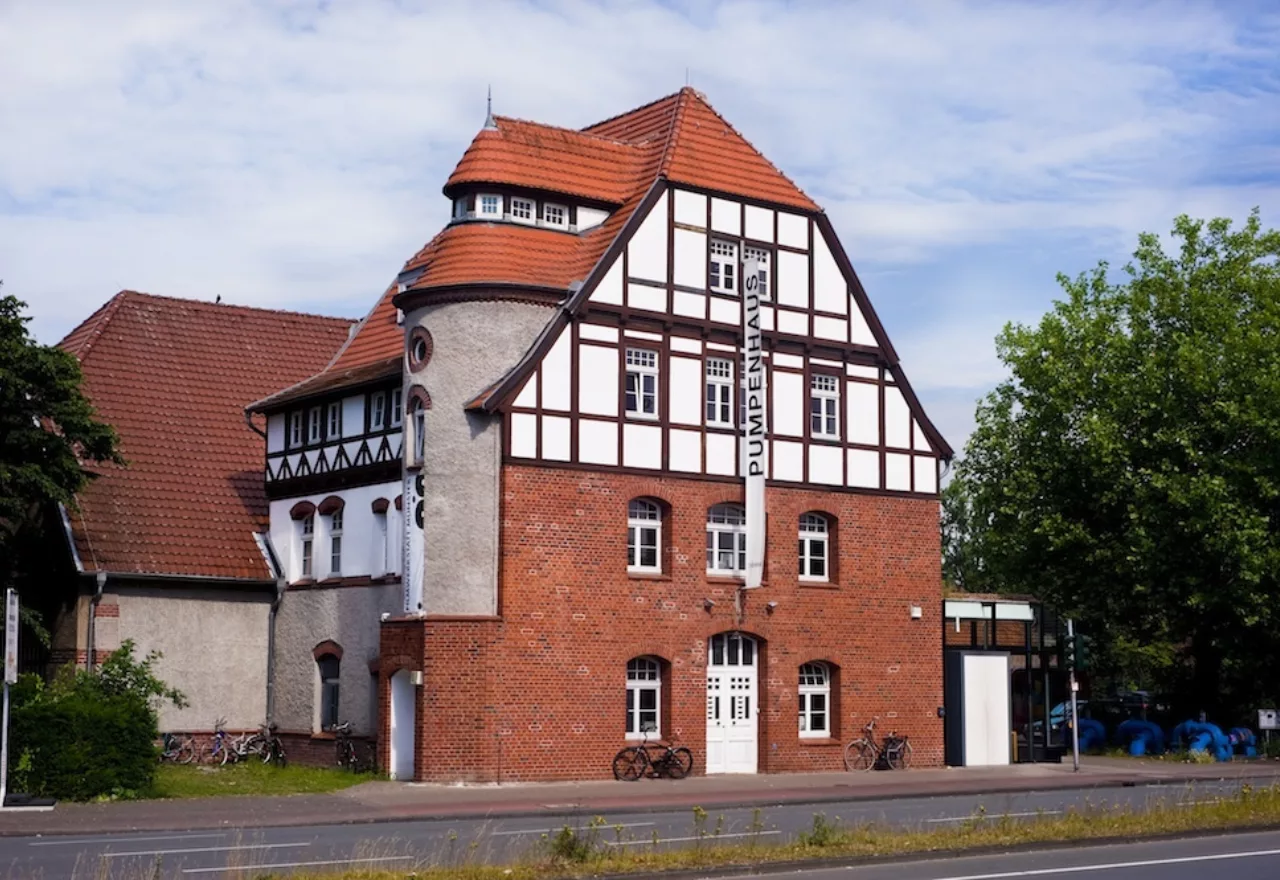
60, 292, 352, 580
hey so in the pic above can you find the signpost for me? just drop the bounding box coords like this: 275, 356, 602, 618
741, 259, 767, 589
402, 470, 425, 614
1066, 618, 1080, 773
2, 589, 18, 806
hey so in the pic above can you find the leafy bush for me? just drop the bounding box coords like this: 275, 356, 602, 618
10, 640, 186, 800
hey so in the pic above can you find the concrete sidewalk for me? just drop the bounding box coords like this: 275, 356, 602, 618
3, 757, 1279, 837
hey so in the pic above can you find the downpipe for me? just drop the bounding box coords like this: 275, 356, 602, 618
87, 571, 106, 671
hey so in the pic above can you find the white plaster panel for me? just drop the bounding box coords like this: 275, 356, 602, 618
813, 229, 847, 316
668, 428, 701, 473
579, 323, 620, 343
628, 283, 667, 313
709, 297, 740, 325
914, 455, 938, 494
591, 257, 623, 305
885, 385, 910, 449
706, 341, 737, 353
342, 396, 364, 439
777, 249, 809, 308
673, 189, 707, 227
269, 481, 402, 584
266, 413, 285, 454
777, 309, 808, 336
673, 291, 706, 319
670, 336, 702, 355
760, 305, 774, 331
851, 300, 877, 346
286, 452, 301, 472
624, 330, 663, 341
341, 440, 362, 462
674, 228, 707, 289
542, 329, 571, 411
669, 357, 702, 426
913, 420, 932, 452
773, 352, 804, 370
886, 453, 911, 491
513, 374, 537, 409
578, 419, 618, 466
847, 381, 879, 445
846, 364, 879, 379
578, 344, 618, 417
711, 198, 740, 235
745, 205, 774, 242
847, 449, 880, 489
542, 415, 571, 461
809, 444, 843, 486
623, 423, 662, 469
811, 357, 842, 368
510, 412, 537, 458
705, 432, 736, 476
772, 440, 803, 482
814, 315, 848, 342
772, 370, 804, 437
577, 206, 609, 232
778, 212, 808, 249
628, 191, 668, 283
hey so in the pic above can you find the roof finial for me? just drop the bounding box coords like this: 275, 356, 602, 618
483, 85, 497, 131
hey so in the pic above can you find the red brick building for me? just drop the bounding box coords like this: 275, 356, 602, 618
377, 89, 953, 782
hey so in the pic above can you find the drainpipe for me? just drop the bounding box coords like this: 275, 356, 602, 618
87, 571, 106, 672
258, 534, 287, 726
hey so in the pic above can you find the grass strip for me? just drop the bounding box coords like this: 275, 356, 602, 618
147, 762, 374, 798
252, 783, 1280, 879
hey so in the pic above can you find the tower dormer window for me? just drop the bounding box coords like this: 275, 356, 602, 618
543, 203, 568, 229
479, 194, 501, 217
510, 197, 534, 223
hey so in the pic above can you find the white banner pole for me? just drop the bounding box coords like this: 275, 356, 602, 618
2, 588, 18, 806
742, 260, 767, 589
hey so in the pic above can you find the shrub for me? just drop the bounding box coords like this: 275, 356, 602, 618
10, 640, 185, 800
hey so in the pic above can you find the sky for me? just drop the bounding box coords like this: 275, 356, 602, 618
3, 1, 1278, 456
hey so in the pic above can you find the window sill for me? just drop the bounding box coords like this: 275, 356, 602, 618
798, 736, 841, 747
810, 435, 841, 445
798, 580, 838, 590
628, 571, 671, 582
705, 574, 745, 584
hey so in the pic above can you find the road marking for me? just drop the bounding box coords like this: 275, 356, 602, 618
31, 833, 230, 847
927, 810, 1063, 823
923, 846, 1280, 879
101, 842, 310, 858
606, 830, 781, 846
182, 855, 418, 874
492, 821, 656, 836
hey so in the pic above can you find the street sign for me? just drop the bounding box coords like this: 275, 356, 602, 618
4, 590, 16, 685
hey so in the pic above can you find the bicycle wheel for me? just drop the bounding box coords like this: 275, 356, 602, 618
272, 741, 288, 768
612, 746, 647, 781
177, 738, 197, 765
890, 739, 912, 770
844, 739, 876, 772
667, 748, 693, 779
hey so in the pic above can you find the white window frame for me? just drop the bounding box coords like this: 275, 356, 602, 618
744, 245, 771, 300
509, 196, 534, 223
799, 513, 830, 581
328, 508, 343, 577
627, 499, 661, 573
327, 401, 342, 439
453, 198, 467, 219
626, 657, 661, 738
299, 514, 314, 579
709, 239, 738, 295
390, 388, 403, 428
624, 348, 659, 420
705, 357, 734, 428
706, 504, 747, 576
810, 374, 840, 439
478, 193, 501, 217
289, 411, 303, 448
409, 397, 426, 465
375, 510, 389, 576
307, 407, 322, 444
542, 202, 568, 229
370, 391, 387, 432
798, 662, 831, 738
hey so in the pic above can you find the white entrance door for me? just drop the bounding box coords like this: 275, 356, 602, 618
389, 669, 416, 781
705, 632, 758, 774
962, 653, 1011, 766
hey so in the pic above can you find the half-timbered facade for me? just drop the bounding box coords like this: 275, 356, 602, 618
375, 89, 952, 781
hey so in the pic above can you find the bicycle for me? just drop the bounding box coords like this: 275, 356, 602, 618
201, 718, 235, 766
882, 731, 912, 770
260, 723, 287, 768
332, 721, 364, 772
159, 732, 196, 764
611, 725, 694, 781
844, 718, 912, 771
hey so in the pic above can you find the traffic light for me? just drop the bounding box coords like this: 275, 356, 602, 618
1064, 635, 1076, 669
1076, 634, 1092, 671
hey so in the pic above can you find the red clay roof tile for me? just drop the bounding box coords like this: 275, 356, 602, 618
60, 292, 352, 580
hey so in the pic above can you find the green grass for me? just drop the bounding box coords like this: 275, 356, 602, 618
147, 761, 375, 798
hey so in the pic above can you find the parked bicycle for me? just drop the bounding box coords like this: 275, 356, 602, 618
843, 718, 912, 771
259, 722, 287, 767
201, 718, 235, 766
159, 732, 196, 764
611, 724, 694, 781
332, 721, 367, 772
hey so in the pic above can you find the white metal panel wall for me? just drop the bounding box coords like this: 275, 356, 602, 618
962, 654, 1011, 767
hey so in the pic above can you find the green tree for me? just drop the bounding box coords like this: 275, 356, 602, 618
0, 291, 121, 636
948, 211, 1280, 719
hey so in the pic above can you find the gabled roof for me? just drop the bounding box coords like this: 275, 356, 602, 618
59, 292, 352, 580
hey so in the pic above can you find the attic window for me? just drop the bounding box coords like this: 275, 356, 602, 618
510, 197, 534, 223
543, 203, 567, 229
479, 194, 501, 216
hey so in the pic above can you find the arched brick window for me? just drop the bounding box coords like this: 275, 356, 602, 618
799, 512, 832, 582
627, 498, 663, 574
798, 662, 831, 738
314, 642, 342, 732
626, 656, 663, 738
706, 504, 746, 575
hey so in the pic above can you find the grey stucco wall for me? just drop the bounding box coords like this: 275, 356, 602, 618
272, 583, 402, 737
405, 300, 553, 616
113, 587, 271, 732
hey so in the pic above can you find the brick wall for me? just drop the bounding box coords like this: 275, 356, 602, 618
388, 465, 944, 782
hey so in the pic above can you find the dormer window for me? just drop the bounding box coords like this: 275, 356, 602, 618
543, 203, 568, 229
370, 391, 387, 432
479, 194, 501, 217
327, 402, 342, 439
289, 411, 303, 448
308, 407, 322, 444
453, 198, 467, 219
510, 197, 534, 223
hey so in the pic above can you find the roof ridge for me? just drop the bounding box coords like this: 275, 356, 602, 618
581, 89, 684, 138
494, 115, 647, 150
59, 291, 128, 362
656, 87, 694, 181
109, 289, 354, 325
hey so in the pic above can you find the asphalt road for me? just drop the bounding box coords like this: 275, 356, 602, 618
1, 777, 1273, 878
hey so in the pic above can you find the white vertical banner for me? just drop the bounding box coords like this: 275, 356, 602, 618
3, 590, 15, 685
742, 259, 767, 588
402, 470, 425, 614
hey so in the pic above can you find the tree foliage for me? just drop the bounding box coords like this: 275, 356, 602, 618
946, 212, 1280, 719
